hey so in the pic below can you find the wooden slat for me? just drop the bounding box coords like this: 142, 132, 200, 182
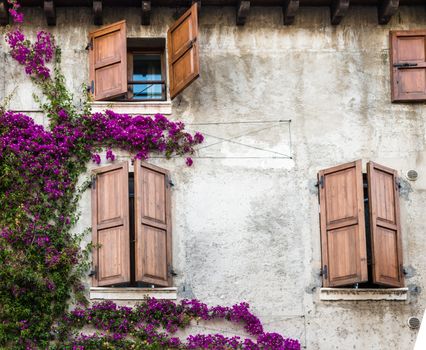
330, 0, 350, 25
134, 161, 172, 287
167, 3, 200, 99
378, 0, 399, 24
93, 0, 103, 25
141, 0, 151, 25
318, 160, 368, 287
92, 162, 131, 287
283, 0, 299, 25
89, 20, 127, 101
390, 30, 426, 102
0, 0, 8, 26
236, 0, 250, 25
367, 162, 404, 287
44, 0, 56, 26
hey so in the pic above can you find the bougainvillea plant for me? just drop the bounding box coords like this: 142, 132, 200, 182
0, 2, 300, 349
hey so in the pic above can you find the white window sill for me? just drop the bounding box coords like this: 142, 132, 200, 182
90, 101, 172, 115
90, 287, 177, 301
320, 287, 408, 301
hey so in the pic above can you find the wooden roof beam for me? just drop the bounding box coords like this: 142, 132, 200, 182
237, 0, 250, 25
0, 0, 8, 26
378, 0, 399, 24
44, 0, 56, 26
330, 0, 350, 25
283, 0, 299, 25
141, 0, 151, 25
93, 0, 102, 25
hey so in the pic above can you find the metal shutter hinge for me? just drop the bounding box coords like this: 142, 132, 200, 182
320, 265, 328, 279
316, 176, 324, 189
88, 266, 97, 277
85, 39, 93, 51
393, 63, 417, 68
168, 266, 178, 277
90, 176, 96, 189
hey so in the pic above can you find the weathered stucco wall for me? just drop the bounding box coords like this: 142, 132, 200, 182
2, 5, 426, 349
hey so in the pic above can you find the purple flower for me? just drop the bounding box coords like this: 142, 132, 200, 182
186, 157, 193, 167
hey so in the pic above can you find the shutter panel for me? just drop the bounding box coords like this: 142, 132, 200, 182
92, 162, 130, 286
318, 160, 368, 287
167, 3, 200, 99
367, 162, 404, 287
390, 30, 426, 102
134, 161, 172, 287
89, 20, 127, 101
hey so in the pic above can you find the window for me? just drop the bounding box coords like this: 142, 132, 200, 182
128, 52, 165, 101
390, 30, 426, 102
318, 160, 404, 288
88, 4, 200, 102
91, 161, 172, 287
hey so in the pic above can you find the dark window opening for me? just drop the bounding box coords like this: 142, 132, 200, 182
117, 173, 161, 288
355, 174, 387, 289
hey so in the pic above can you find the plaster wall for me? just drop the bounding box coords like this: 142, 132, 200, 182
2, 5, 426, 349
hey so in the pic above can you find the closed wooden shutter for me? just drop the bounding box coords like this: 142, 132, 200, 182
367, 162, 404, 287
134, 161, 172, 286
318, 160, 368, 287
92, 162, 130, 286
89, 20, 127, 101
167, 3, 200, 99
390, 30, 426, 102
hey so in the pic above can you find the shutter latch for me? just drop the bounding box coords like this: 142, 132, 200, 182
393, 63, 418, 68
320, 265, 328, 279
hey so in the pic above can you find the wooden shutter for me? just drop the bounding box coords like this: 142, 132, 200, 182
318, 160, 368, 287
167, 3, 200, 99
134, 161, 172, 286
92, 162, 130, 286
89, 20, 127, 101
367, 162, 404, 287
390, 30, 426, 102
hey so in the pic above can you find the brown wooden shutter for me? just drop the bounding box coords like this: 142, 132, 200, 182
318, 160, 368, 287
134, 161, 172, 287
390, 30, 426, 102
167, 3, 200, 99
367, 162, 404, 287
92, 162, 130, 286
89, 20, 127, 101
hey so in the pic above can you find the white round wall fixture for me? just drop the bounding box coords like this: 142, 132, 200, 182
408, 316, 421, 329
407, 170, 418, 181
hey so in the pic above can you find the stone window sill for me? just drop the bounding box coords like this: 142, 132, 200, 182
320, 287, 408, 301
90, 287, 177, 301
90, 101, 172, 115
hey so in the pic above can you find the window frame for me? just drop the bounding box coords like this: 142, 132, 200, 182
318, 160, 404, 289
91, 160, 173, 288
125, 49, 167, 102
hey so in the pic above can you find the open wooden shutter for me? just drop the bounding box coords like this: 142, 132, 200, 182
367, 162, 404, 287
134, 161, 172, 287
89, 20, 127, 101
92, 162, 130, 286
318, 160, 368, 287
390, 30, 426, 102
167, 3, 200, 99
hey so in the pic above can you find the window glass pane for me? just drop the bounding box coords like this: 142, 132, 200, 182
133, 54, 163, 100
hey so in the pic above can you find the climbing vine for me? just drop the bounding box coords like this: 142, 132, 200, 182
0, 2, 300, 349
